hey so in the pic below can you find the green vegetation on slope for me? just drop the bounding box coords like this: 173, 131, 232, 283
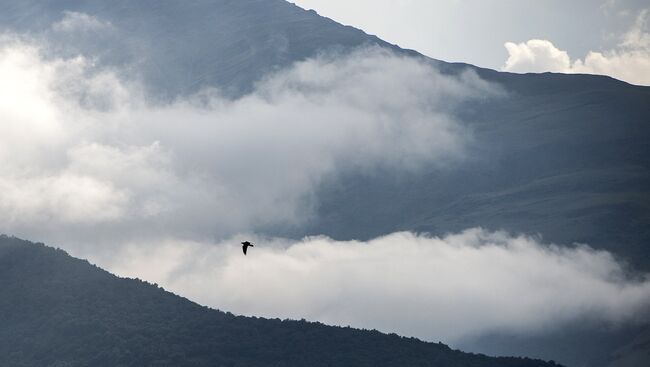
0, 235, 560, 367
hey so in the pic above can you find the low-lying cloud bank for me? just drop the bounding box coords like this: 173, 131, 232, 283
106, 229, 650, 344
0, 37, 492, 248
503, 10, 650, 85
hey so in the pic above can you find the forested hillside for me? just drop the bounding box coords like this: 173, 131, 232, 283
0, 236, 559, 367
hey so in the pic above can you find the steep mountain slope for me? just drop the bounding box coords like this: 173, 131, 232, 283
2, 0, 646, 271
0, 1, 648, 365
311, 73, 650, 269
0, 235, 559, 367
0, 0, 401, 97
607, 327, 650, 367
0, 0, 647, 270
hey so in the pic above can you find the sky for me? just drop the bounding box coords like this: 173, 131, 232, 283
0, 2, 649, 360
292, 0, 650, 85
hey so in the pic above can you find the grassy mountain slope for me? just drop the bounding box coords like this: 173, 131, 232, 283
312, 73, 650, 269
0, 0, 400, 97
0, 235, 559, 367
0, 0, 647, 270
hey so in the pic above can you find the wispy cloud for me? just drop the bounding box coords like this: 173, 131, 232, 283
51, 11, 113, 32
0, 38, 491, 248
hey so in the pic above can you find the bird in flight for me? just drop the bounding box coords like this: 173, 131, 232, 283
241, 241, 254, 255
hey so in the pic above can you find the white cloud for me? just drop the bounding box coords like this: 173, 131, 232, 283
0, 39, 492, 246
0, 174, 127, 224
503, 10, 650, 85
503, 39, 571, 73
106, 229, 650, 344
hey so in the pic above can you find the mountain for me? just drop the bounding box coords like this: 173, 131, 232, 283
1, 0, 646, 270
0, 0, 648, 365
0, 235, 560, 367
0, 0, 405, 98
607, 327, 650, 367
311, 72, 650, 270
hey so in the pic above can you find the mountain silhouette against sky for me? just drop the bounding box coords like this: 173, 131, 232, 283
0, 1, 648, 366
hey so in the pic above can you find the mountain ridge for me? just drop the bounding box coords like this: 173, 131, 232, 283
0, 235, 560, 367
0, 1, 648, 365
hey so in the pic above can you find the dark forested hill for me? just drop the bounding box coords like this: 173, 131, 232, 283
0, 235, 559, 367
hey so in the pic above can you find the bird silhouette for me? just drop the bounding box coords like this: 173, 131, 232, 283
241, 241, 254, 255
